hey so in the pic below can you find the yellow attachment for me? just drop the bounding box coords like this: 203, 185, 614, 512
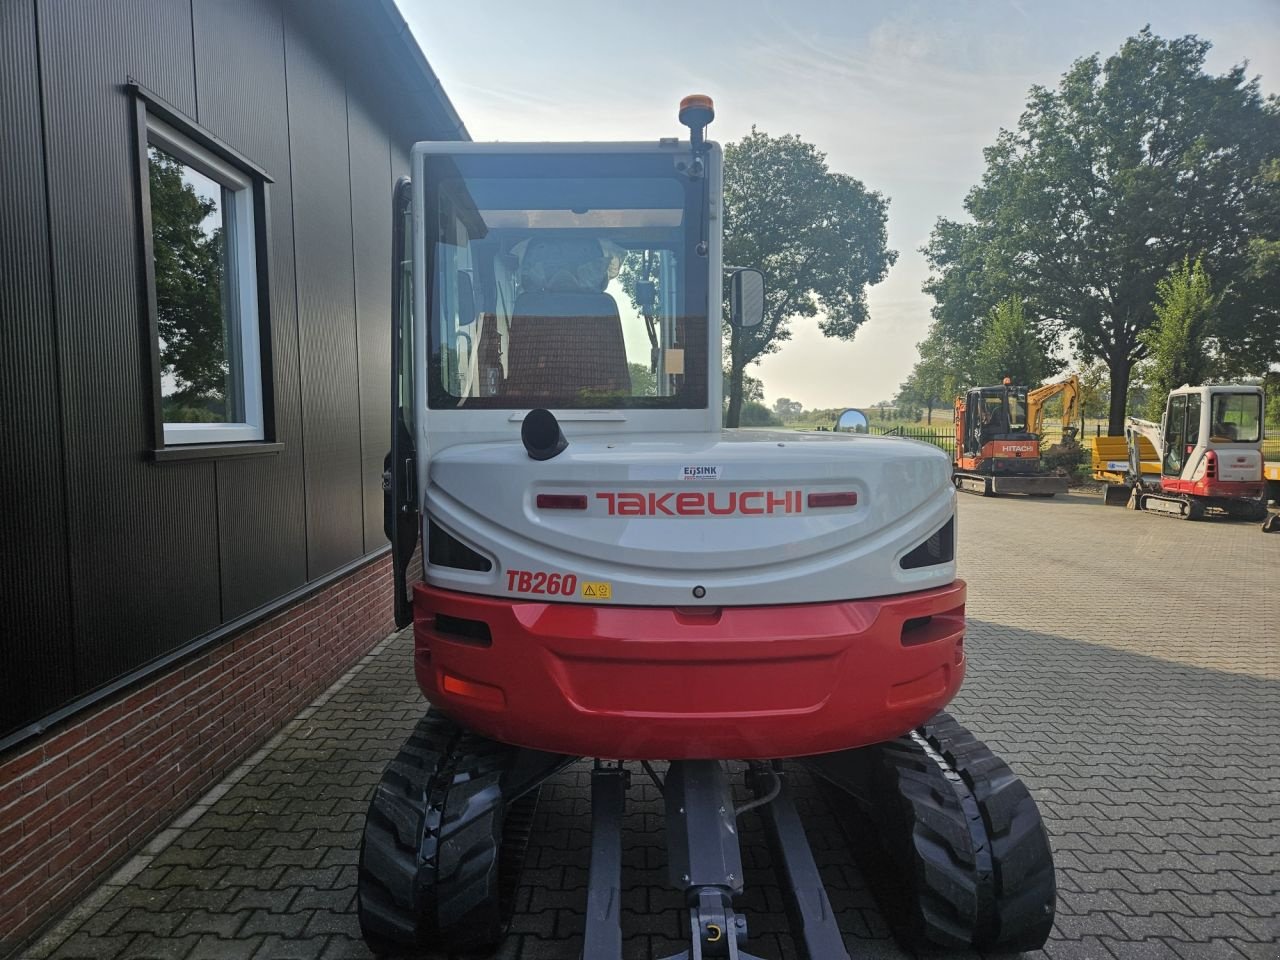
1092, 435, 1159, 484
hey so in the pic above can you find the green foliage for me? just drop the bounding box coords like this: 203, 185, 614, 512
1077, 360, 1111, 420
628, 362, 657, 397
1218, 158, 1280, 376
786, 407, 847, 429
1140, 258, 1216, 417
922, 28, 1280, 434
737, 400, 783, 427
772, 397, 803, 420
723, 129, 896, 426
973, 296, 1049, 386
722, 369, 763, 407
1042, 438, 1087, 475
148, 149, 231, 421
1265, 374, 1280, 430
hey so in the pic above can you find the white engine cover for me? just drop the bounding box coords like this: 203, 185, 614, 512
424, 429, 956, 606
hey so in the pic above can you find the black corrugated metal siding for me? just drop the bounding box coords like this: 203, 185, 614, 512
36, 0, 214, 688
1, 0, 462, 743
193, 0, 310, 619
287, 22, 367, 580
348, 91, 395, 555
0, 0, 76, 735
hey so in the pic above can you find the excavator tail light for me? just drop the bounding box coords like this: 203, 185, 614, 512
807, 492, 858, 508
536, 494, 588, 510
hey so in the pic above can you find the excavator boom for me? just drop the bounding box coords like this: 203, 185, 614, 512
1027, 374, 1082, 440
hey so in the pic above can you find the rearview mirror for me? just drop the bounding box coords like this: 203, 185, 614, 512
730, 269, 764, 328
834, 408, 868, 433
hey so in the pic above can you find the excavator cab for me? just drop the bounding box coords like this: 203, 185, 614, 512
959, 383, 1031, 456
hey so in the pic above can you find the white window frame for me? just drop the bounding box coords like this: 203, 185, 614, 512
146, 115, 264, 445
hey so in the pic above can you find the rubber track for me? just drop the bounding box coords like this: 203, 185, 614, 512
357, 710, 537, 956
833, 711, 1056, 953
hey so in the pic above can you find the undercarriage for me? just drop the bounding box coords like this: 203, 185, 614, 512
357, 710, 1056, 958
954, 472, 1066, 497
1116, 483, 1270, 521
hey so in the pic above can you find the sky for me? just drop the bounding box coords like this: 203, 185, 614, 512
399, 0, 1280, 409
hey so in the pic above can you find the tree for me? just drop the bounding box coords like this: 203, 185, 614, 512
1077, 359, 1110, 420
148, 149, 230, 421
739, 401, 782, 427
973, 296, 1050, 386
1140, 258, 1216, 417
772, 397, 803, 420
628, 362, 657, 397
722, 369, 763, 406
923, 28, 1280, 434
1218, 158, 1280, 376
723, 129, 897, 426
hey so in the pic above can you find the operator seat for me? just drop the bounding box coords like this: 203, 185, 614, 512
502, 238, 631, 402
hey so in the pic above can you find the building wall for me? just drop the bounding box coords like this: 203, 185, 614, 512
0, 0, 454, 948
0, 0, 436, 742
0, 553, 401, 954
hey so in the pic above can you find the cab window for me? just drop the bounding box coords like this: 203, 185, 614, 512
1163, 394, 1186, 475
1209, 393, 1261, 443
424, 154, 707, 410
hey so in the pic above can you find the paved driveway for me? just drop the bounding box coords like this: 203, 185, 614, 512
25, 492, 1280, 959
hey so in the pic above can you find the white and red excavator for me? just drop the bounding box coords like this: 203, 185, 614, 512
357, 96, 1057, 958
1104, 384, 1273, 530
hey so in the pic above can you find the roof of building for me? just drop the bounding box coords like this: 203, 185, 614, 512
293, 0, 470, 143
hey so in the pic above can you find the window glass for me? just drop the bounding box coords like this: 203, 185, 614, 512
1185, 394, 1201, 449
149, 147, 239, 424
1210, 393, 1261, 443
1163, 394, 1186, 475
146, 116, 263, 445
425, 155, 707, 410
1007, 389, 1028, 432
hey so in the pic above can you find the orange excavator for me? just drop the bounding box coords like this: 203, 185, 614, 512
953, 374, 1081, 496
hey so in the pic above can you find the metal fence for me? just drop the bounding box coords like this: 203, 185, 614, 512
869, 424, 957, 453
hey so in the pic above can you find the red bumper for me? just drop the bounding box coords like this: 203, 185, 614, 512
412, 580, 966, 760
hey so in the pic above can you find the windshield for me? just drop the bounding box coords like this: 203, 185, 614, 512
1209, 392, 1261, 443
1007, 388, 1028, 433
424, 153, 708, 410
977, 386, 1027, 434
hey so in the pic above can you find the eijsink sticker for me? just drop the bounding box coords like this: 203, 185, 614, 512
681, 465, 721, 480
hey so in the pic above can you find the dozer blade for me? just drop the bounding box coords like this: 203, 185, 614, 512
1103, 483, 1132, 507
988, 474, 1067, 497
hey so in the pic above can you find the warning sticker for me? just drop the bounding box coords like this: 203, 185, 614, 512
580, 581, 613, 600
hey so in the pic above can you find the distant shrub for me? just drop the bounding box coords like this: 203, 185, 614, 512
738, 401, 783, 427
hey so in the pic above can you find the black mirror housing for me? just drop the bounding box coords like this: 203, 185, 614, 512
729, 269, 765, 328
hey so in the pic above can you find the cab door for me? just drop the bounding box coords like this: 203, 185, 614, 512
384, 177, 418, 628
1161, 394, 1187, 479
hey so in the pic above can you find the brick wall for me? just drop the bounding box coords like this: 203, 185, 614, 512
0, 552, 398, 953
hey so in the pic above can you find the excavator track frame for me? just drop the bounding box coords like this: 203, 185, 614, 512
804, 711, 1056, 954
359, 710, 1056, 957
357, 710, 574, 956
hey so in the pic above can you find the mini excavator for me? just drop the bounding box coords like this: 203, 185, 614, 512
1103, 384, 1273, 528
358, 97, 1057, 958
